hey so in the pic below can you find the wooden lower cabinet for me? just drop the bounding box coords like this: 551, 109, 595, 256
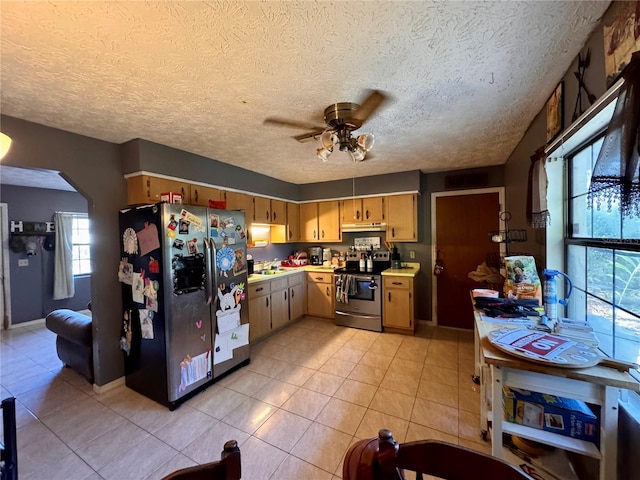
382, 276, 415, 333
248, 282, 271, 343
270, 277, 289, 331
288, 273, 305, 321
306, 271, 334, 318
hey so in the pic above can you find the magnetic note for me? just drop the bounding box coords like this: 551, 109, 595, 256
140, 309, 154, 339
117, 258, 133, 285
180, 209, 203, 227
216, 309, 241, 334
178, 350, 212, 392
132, 272, 144, 304
137, 222, 160, 256
123, 228, 138, 254
229, 323, 249, 349
214, 334, 233, 365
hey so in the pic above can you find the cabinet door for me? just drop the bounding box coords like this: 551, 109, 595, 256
271, 288, 289, 331
226, 192, 254, 222
306, 280, 334, 318
386, 194, 417, 242
127, 175, 191, 205
253, 196, 271, 224
249, 295, 271, 342
341, 199, 363, 223
289, 283, 305, 321
270, 199, 286, 225
300, 203, 319, 242
382, 277, 414, 330
190, 185, 224, 207
287, 202, 300, 242
363, 196, 385, 222
318, 201, 341, 242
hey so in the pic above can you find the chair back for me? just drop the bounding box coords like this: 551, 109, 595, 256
162, 440, 240, 480
344, 429, 530, 480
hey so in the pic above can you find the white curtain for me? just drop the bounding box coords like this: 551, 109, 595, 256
53, 212, 75, 300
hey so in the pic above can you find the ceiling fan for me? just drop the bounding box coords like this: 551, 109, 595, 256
263, 89, 389, 162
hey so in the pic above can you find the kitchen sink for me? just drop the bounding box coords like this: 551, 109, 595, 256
255, 270, 285, 275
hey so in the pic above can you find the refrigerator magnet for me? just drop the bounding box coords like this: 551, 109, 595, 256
139, 309, 154, 340
180, 209, 203, 227
178, 219, 190, 234
172, 238, 184, 250
216, 246, 235, 277
118, 258, 133, 285
167, 214, 178, 231
123, 228, 138, 254
137, 222, 160, 256
167, 229, 177, 239
186, 238, 199, 254
132, 273, 144, 304
148, 257, 159, 273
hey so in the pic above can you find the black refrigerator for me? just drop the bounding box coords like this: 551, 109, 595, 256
118, 202, 250, 409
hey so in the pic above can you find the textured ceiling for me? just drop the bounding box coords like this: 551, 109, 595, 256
0, 1, 609, 186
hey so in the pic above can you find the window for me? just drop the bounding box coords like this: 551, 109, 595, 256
71, 214, 90, 275
566, 137, 640, 373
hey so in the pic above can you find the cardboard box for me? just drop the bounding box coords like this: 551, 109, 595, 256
503, 386, 599, 446
161, 192, 183, 204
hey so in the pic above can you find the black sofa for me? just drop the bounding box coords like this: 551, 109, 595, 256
45, 309, 93, 383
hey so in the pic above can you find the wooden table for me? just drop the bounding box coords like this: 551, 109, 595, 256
473, 309, 640, 480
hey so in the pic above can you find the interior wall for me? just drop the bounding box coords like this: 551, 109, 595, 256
0, 185, 90, 323
0, 115, 126, 387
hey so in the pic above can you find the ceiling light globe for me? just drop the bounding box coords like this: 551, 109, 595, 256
357, 133, 375, 152
316, 147, 332, 162
320, 130, 337, 149
351, 148, 366, 162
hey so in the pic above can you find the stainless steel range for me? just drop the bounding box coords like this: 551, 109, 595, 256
334, 237, 390, 332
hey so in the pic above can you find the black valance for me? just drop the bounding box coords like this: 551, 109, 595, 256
588, 51, 640, 217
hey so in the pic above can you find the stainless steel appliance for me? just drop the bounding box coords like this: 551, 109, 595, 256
335, 237, 390, 332
118, 203, 250, 409
308, 246, 322, 265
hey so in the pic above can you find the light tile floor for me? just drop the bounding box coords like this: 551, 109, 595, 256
0, 316, 489, 480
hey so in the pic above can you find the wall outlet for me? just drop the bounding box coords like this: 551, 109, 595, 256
409, 251, 415, 259
18, 259, 29, 267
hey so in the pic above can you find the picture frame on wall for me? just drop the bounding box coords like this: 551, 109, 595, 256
603, 0, 640, 88
546, 82, 563, 143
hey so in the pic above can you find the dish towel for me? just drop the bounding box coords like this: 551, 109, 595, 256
588, 51, 640, 218
527, 147, 550, 228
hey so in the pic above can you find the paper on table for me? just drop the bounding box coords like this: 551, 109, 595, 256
213, 333, 233, 365
480, 314, 535, 325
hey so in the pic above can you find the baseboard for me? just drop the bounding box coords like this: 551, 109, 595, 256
93, 376, 125, 395
10, 317, 46, 329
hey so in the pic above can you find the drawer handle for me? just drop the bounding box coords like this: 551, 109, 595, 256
392, 281, 403, 285
256, 287, 263, 292
266, 297, 269, 307
326, 286, 330, 296
291, 290, 294, 298
388, 292, 391, 301
315, 277, 323, 281
284, 291, 287, 301
194, 189, 199, 202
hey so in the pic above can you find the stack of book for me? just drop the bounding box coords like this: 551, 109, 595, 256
554, 318, 599, 347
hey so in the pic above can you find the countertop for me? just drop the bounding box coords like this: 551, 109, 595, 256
381, 262, 421, 277
248, 265, 334, 284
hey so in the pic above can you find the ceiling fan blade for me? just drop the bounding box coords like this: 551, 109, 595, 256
292, 129, 327, 142
353, 90, 389, 124
263, 117, 325, 131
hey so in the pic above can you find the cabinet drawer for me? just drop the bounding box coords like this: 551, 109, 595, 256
248, 282, 270, 297
306, 272, 333, 284
270, 277, 288, 292
383, 276, 411, 289
287, 272, 304, 287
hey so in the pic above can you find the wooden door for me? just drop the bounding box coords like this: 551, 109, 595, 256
271, 288, 289, 330
226, 192, 254, 221
300, 202, 318, 242
249, 295, 271, 342
253, 196, 271, 223
289, 283, 304, 321
270, 199, 286, 225
435, 192, 500, 329
287, 202, 300, 242
363, 196, 385, 222
341, 199, 362, 223
190, 185, 223, 206
318, 201, 341, 242
387, 194, 417, 242
127, 175, 191, 205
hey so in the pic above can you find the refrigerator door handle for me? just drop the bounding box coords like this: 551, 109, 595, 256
204, 238, 214, 305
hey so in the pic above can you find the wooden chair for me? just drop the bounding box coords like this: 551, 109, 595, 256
162, 440, 240, 480
344, 429, 530, 480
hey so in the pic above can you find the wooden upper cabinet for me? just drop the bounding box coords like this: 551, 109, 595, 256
127, 175, 191, 205
300, 202, 319, 242
341, 196, 385, 223
363, 196, 385, 222
190, 185, 224, 207
225, 191, 254, 221
318, 201, 341, 242
253, 196, 271, 223
386, 193, 418, 242
286, 202, 300, 242
270, 199, 286, 225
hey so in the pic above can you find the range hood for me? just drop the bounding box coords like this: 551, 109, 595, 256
341, 222, 387, 232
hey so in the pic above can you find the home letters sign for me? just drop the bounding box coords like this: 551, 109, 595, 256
10, 220, 55, 235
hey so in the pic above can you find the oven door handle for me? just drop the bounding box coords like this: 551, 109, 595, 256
335, 310, 380, 319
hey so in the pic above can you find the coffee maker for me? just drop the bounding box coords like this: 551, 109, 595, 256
308, 246, 322, 265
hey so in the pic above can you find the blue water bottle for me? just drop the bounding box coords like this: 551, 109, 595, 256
542, 269, 573, 321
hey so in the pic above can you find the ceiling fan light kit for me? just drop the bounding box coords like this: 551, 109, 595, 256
264, 89, 389, 163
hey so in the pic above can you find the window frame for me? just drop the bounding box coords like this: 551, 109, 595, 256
71, 213, 91, 276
